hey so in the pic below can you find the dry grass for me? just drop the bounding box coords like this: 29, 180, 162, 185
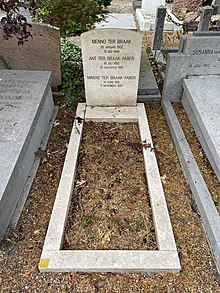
64, 122, 157, 251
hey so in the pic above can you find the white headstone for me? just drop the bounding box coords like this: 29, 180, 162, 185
141, 0, 165, 14
81, 29, 142, 107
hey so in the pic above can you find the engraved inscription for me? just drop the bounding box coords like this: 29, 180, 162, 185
191, 48, 220, 55
0, 77, 39, 141
82, 29, 142, 106
84, 37, 136, 88
0, 79, 38, 106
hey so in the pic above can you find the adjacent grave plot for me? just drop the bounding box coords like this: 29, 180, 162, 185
0, 70, 54, 240
162, 33, 220, 274
173, 103, 220, 214
63, 122, 157, 251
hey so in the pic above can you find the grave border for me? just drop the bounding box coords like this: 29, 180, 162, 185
39, 103, 180, 273
162, 100, 220, 275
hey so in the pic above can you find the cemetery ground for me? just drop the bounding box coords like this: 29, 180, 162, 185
0, 99, 220, 290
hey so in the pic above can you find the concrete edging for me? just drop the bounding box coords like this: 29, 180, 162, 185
39, 103, 180, 273
162, 100, 220, 275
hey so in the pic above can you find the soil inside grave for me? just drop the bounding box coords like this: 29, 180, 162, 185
63, 121, 157, 250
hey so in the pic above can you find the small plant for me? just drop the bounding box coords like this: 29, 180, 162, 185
0, 54, 11, 69
81, 215, 94, 228
61, 38, 85, 106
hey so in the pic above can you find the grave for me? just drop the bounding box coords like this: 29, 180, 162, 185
162, 33, 220, 274
95, 13, 136, 30
0, 70, 55, 240
39, 28, 180, 273
136, 0, 182, 31
0, 23, 61, 91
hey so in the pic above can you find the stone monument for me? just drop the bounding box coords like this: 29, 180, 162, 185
0, 23, 61, 90
0, 70, 54, 239
81, 29, 142, 107
136, 0, 182, 31
141, 0, 165, 14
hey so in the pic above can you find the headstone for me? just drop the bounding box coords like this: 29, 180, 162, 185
141, 0, 165, 14
0, 23, 61, 90
95, 14, 136, 30
180, 34, 220, 55
162, 34, 220, 101
81, 29, 142, 106
197, 6, 213, 31
0, 70, 54, 239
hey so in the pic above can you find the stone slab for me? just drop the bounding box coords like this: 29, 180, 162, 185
138, 49, 161, 99
182, 75, 220, 181
181, 35, 220, 55
141, 0, 165, 14
0, 23, 61, 90
0, 70, 54, 239
39, 250, 180, 273
162, 100, 220, 275
95, 13, 136, 30
136, 9, 180, 31
10, 107, 58, 228
81, 29, 142, 107
85, 106, 138, 122
162, 53, 220, 102
40, 103, 179, 272
182, 94, 220, 184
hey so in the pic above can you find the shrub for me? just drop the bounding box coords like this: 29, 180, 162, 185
61, 38, 85, 107
36, 0, 111, 36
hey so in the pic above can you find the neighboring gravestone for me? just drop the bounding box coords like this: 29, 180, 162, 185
162, 34, 220, 102
81, 29, 142, 106
141, 0, 165, 14
0, 70, 54, 239
180, 34, 220, 55
0, 23, 61, 90
95, 13, 136, 30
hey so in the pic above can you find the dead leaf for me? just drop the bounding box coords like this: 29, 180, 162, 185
76, 179, 86, 187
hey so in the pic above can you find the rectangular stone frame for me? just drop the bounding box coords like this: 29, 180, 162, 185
161, 47, 220, 274
39, 103, 180, 273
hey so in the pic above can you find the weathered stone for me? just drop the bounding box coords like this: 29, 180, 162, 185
182, 75, 220, 181
0, 23, 61, 90
141, 0, 165, 14
138, 49, 161, 101
81, 29, 142, 106
0, 70, 54, 239
95, 13, 136, 30
181, 35, 220, 55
